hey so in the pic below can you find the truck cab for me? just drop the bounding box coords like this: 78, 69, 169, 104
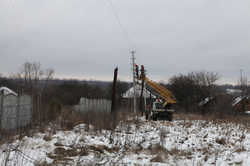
152, 100, 165, 111
146, 100, 174, 121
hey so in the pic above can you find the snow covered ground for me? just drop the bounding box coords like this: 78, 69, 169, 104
0, 116, 250, 166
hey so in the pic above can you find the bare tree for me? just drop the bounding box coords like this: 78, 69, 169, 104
0, 73, 3, 84
189, 71, 220, 97
41, 68, 55, 93
16, 62, 54, 94
14, 62, 55, 122
169, 71, 220, 112
189, 71, 219, 87
238, 69, 248, 95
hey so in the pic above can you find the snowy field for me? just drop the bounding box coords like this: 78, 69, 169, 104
0, 116, 250, 166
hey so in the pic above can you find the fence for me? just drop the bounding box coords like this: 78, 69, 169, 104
0, 94, 32, 131
74, 97, 111, 113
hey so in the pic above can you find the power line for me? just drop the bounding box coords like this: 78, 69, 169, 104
105, 0, 136, 51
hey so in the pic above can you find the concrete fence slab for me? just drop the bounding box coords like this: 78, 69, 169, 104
74, 97, 111, 113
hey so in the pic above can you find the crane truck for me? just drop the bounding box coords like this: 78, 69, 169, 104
136, 65, 177, 121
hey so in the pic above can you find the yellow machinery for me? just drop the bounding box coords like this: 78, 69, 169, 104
136, 65, 177, 120
143, 77, 176, 108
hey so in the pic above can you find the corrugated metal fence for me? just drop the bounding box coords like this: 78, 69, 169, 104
74, 97, 111, 113
0, 94, 32, 131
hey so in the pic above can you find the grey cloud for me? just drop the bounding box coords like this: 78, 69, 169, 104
0, 0, 250, 83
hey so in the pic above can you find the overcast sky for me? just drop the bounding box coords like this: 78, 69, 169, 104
1, 0, 250, 83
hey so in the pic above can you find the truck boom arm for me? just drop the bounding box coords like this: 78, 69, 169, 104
144, 77, 176, 107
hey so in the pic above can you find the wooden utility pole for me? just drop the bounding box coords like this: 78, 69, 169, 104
139, 65, 145, 115
240, 69, 243, 94
111, 67, 118, 113
131, 51, 137, 113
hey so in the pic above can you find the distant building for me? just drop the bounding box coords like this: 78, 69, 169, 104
122, 85, 155, 99
226, 88, 242, 96
198, 97, 215, 107
232, 96, 250, 113
0, 87, 18, 96
121, 85, 157, 110
198, 94, 233, 114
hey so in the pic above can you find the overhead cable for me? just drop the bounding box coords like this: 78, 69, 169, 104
106, 0, 136, 51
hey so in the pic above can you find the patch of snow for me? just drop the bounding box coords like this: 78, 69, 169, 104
1, 118, 250, 165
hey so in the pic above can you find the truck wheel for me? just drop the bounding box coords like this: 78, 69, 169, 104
152, 115, 157, 121
167, 113, 173, 121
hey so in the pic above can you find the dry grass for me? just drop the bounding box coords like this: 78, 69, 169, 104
1, 106, 132, 147
47, 146, 88, 164
174, 112, 250, 127
199, 147, 212, 155
60, 107, 85, 130
35, 161, 53, 166
215, 137, 226, 145
43, 134, 53, 142
150, 143, 192, 162
235, 146, 246, 153
150, 155, 164, 163
88, 145, 119, 154
41, 145, 118, 166
62, 107, 133, 132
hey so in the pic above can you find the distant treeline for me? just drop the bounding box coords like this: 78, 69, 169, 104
0, 75, 130, 105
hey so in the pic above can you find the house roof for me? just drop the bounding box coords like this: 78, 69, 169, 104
198, 97, 214, 106
232, 96, 249, 106
0, 87, 18, 96
122, 85, 156, 98
226, 88, 242, 95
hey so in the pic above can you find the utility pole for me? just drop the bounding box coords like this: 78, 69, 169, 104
240, 69, 243, 89
240, 69, 246, 95
139, 65, 145, 115
111, 67, 118, 129
111, 67, 118, 113
131, 50, 137, 113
